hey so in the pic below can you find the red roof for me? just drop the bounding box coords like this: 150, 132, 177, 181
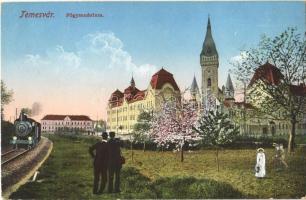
109, 89, 124, 101
128, 90, 146, 103
290, 84, 306, 96
108, 68, 179, 108
124, 86, 139, 94
109, 87, 146, 108
223, 100, 233, 108
234, 102, 254, 109
248, 62, 306, 96
42, 115, 92, 121
249, 62, 284, 87
224, 101, 254, 109
150, 68, 180, 91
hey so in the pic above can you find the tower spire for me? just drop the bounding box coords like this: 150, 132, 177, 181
190, 75, 199, 95
201, 16, 218, 57
130, 75, 135, 89
225, 73, 235, 99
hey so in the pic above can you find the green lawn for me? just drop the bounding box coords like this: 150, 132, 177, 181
10, 134, 306, 199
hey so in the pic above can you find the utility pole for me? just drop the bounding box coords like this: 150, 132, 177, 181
243, 82, 247, 135
15, 108, 18, 121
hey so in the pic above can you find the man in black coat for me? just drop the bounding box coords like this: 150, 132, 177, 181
108, 131, 122, 193
89, 132, 109, 194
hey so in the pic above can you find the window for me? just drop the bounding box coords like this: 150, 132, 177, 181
271, 126, 275, 136
207, 78, 211, 87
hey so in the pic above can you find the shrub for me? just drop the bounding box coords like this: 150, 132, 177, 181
1, 120, 14, 146
225, 135, 288, 149
121, 167, 156, 198
188, 179, 245, 198
151, 176, 245, 198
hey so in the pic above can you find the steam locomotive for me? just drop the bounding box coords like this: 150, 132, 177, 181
11, 112, 41, 148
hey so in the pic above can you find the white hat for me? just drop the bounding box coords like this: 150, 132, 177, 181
257, 148, 265, 152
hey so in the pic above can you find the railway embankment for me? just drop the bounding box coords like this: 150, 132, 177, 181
2, 137, 53, 199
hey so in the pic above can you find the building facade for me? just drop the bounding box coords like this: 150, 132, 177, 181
107, 68, 180, 134
198, 17, 306, 136
41, 115, 94, 132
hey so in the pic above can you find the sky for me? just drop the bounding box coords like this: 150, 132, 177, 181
2, 2, 305, 122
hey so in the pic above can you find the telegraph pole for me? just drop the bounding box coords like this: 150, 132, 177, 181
15, 108, 18, 121
243, 82, 247, 135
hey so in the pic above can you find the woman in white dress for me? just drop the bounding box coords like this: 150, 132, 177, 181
255, 148, 266, 178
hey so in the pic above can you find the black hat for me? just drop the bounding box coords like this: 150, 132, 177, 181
109, 131, 115, 138
102, 132, 108, 139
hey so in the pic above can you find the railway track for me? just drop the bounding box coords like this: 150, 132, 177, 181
1, 149, 30, 166
1, 149, 17, 157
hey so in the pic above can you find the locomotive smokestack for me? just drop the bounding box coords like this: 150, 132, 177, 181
20, 111, 24, 121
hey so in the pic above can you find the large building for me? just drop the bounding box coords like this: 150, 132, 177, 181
195, 17, 306, 136
41, 115, 94, 132
107, 16, 305, 137
107, 68, 180, 134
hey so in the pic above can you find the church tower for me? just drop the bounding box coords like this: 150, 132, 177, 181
200, 16, 219, 102
190, 75, 201, 105
225, 74, 235, 100
130, 76, 135, 89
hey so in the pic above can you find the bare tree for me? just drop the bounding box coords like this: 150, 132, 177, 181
232, 27, 306, 153
1, 80, 14, 120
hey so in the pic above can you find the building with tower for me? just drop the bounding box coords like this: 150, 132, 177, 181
195, 16, 306, 136
200, 17, 221, 103
106, 16, 305, 137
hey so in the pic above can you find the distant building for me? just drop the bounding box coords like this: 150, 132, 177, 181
41, 115, 94, 132
107, 68, 180, 134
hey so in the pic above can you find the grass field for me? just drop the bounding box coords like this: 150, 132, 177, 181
10, 134, 306, 199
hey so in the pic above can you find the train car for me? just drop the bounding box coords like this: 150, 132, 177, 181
11, 112, 41, 149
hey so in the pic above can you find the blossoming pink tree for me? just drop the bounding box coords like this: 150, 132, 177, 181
150, 99, 201, 162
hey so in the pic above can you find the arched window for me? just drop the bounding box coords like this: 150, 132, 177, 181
207, 78, 211, 87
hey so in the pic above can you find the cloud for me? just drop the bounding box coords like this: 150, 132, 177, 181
77, 32, 157, 77
229, 51, 247, 64
52, 45, 81, 69
24, 54, 41, 65
7, 31, 159, 119
21, 31, 158, 87
24, 54, 51, 67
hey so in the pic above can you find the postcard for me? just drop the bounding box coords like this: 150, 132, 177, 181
1, 1, 306, 199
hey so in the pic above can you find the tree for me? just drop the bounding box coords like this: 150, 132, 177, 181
94, 120, 106, 132
232, 27, 306, 153
150, 100, 201, 162
1, 80, 14, 120
193, 110, 239, 172
133, 110, 153, 151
